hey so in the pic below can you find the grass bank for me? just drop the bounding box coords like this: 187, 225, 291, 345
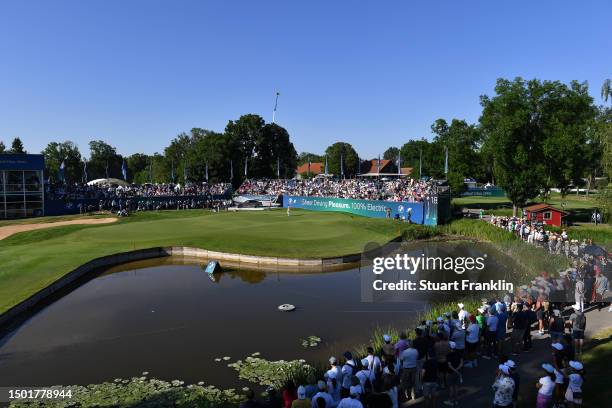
438, 218, 568, 279
0, 209, 417, 314
583, 327, 612, 406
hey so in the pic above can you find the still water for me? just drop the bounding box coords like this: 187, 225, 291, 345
0, 241, 516, 388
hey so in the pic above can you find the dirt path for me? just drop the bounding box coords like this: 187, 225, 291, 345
0, 218, 118, 240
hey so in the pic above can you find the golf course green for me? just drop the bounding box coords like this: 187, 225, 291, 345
0, 209, 413, 314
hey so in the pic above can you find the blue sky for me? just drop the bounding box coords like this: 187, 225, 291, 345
0, 0, 610, 159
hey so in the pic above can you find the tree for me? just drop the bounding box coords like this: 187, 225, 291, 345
399, 139, 435, 179
9, 137, 26, 154
324, 142, 359, 178
479, 78, 596, 213
253, 123, 297, 178
297, 152, 324, 166
164, 132, 192, 183
383, 147, 400, 161
187, 129, 231, 183
602, 79, 611, 104
480, 78, 546, 215
88, 140, 122, 180
430, 118, 484, 193
0, 141, 5, 154
225, 114, 266, 182
41, 141, 83, 183
126, 153, 151, 184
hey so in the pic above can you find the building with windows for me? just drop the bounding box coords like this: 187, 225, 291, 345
0, 154, 45, 218
523, 203, 568, 227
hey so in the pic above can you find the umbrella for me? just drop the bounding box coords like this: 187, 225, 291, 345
583, 245, 607, 257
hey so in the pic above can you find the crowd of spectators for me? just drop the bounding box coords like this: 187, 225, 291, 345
237, 178, 436, 202
241, 295, 592, 408
46, 181, 231, 201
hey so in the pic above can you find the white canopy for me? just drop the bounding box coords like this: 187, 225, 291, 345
86, 178, 129, 187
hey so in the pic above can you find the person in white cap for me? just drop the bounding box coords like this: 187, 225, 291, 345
355, 358, 374, 392
336, 387, 363, 408
551, 343, 565, 371
381, 334, 394, 362
492, 364, 514, 408
325, 357, 342, 391
504, 360, 519, 405
311, 381, 334, 408
325, 370, 341, 403
565, 361, 583, 407
292, 386, 311, 408
536, 364, 556, 408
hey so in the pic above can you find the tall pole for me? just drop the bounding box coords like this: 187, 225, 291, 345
419, 149, 422, 179
272, 91, 280, 124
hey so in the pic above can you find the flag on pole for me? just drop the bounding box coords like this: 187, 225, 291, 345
324, 155, 328, 175
244, 157, 248, 177
340, 152, 344, 178
105, 161, 109, 179
205, 162, 209, 182
377, 155, 381, 174
148, 160, 152, 183
277, 157, 280, 178
308, 160, 311, 177
121, 159, 127, 181
419, 149, 422, 179
397, 153, 401, 176
171, 159, 175, 183
183, 161, 187, 183
83, 160, 87, 183
444, 146, 448, 175
230, 160, 234, 181
59, 160, 65, 183
356, 156, 360, 176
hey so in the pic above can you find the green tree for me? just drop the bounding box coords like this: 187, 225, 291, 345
126, 153, 151, 184
0, 141, 5, 154
41, 141, 83, 183
399, 139, 435, 179
480, 78, 546, 214
479, 78, 596, 213
602, 79, 611, 104
253, 123, 298, 178
297, 152, 324, 166
9, 137, 26, 154
225, 114, 266, 182
324, 142, 359, 178
88, 140, 122, 179
383, 147, 400, 161
164, 132, 192, 183
187, 129, 230, 183
431, 118, 484, 185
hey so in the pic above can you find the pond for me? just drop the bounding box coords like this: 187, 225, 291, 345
0, 241, 517, 388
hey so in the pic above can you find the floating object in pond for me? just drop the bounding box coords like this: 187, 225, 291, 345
204, 260, 222, 274
278, 304, 296, 312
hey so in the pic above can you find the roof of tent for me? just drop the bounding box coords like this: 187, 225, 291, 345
86, 178, 130, 187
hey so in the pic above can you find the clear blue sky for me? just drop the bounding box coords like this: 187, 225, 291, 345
1, 0, 610, 159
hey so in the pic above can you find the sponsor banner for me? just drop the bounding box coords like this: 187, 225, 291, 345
0, 154, 45, 171
460, 187, 505, 197
283, 195, 428, 224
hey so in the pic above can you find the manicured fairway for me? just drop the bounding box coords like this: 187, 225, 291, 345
0, 209, 404, 314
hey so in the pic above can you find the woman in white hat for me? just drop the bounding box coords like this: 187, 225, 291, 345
536, 363, 556, 408
565, 361, 583, 407
492, 364, 514, 408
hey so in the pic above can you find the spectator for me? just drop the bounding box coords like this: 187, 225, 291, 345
492, 364, 514, 408
536, 364, 556, 408
292, 386, 311, 408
